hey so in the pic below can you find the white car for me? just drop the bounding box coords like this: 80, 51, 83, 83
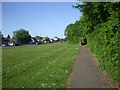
9, 43, 14, 46
2, 44, 6, 46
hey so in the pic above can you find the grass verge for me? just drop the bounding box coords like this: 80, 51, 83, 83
2, 43, 80, 88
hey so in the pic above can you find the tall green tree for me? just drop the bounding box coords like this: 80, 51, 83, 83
64, 21, 83, 43
7, 34, 10, 39
13, 28, 31, 44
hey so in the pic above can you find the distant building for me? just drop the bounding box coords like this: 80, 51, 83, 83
35, 36, 43, 42
31, 37, 37, 43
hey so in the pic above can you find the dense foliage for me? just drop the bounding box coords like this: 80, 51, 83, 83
65, 2, 120, 83
64, 21, 82, 43
7, 35, 10, 39
13, 28, 31, 44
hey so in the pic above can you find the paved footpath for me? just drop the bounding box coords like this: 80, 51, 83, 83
70, 45, 109, 88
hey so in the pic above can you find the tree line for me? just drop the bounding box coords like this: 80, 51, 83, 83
65, 2, 120, 84
1, 28, 67, 46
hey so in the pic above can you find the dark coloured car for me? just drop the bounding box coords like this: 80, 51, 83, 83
35, 42, 41, 45
13, 42, 20, 46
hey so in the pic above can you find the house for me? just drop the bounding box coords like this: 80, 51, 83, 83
30, 37, 37, 43
30, 37, 44, 44
35, 36, 43, 42
42, 37, 50, 43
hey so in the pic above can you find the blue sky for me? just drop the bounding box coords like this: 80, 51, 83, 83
2, 2, 82, 38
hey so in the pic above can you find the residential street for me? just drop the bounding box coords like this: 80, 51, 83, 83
70, 45, 110, 88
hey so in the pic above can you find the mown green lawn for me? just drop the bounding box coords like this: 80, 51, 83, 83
2, 43, 80, 88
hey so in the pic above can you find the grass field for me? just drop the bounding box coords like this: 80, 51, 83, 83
2, 43, 80, 88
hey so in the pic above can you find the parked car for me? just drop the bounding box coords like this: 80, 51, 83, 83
13, 42, 20, 46
9, 43, 14, 46
28, 42, 35, 44
2, 44, 6, 46
2, 42, 9, 46
35, 42, 41, 45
